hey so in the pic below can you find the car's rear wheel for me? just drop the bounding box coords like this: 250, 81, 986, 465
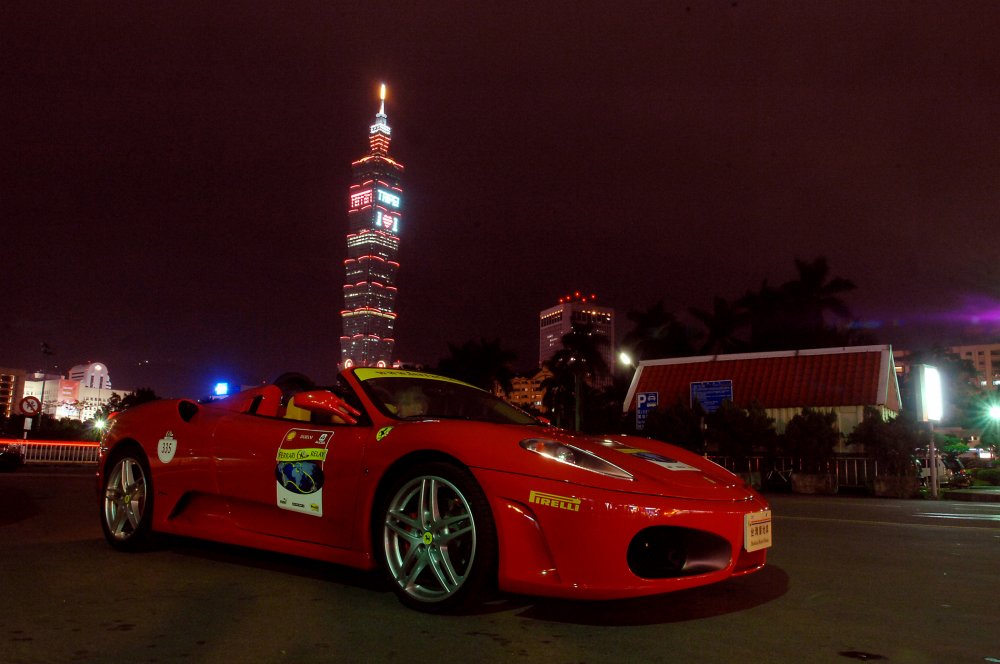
101, 448, 154, 551
380, 462, 496, 612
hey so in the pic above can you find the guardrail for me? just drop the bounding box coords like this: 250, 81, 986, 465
1, 439, 100, 464
710, 455, 878, 489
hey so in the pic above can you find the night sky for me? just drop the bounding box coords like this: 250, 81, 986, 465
4, 2, 1000, 397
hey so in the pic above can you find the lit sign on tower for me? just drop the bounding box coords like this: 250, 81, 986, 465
340, 83, 405, 369
377, 189, 401, 208
350, 189, 373, 208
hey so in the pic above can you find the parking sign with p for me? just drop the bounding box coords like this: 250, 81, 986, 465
635, 391, 658, 431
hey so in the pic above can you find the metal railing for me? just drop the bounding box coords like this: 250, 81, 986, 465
837, 456, 878, 488
709, 455, 879, 489
3, 439, 100, 464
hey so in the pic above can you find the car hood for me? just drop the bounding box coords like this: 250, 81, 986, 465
394, 420, 756, 502
530, 429, 756, 502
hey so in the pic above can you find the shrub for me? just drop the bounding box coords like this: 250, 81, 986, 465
974, 468, 1000, 486
783, 408, 839, 473
644, 398, 705, 455
704, 400, 777, 469
848, 407, 925, 477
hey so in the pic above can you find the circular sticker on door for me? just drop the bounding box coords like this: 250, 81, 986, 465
158, 431, 177, 464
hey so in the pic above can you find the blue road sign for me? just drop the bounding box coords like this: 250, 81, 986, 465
690, 380, 733, 414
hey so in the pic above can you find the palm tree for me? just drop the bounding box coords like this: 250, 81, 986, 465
543, 324, 609, 431
781, 256, 856, 333
434, 338, 517, 394
738, 257, 857, 350
540, 365, 575, 428
689, 296, 747, 354
621, 301, 694, 361
736, 279, 786, 351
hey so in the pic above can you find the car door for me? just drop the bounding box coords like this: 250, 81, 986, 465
212, 408, 371, 551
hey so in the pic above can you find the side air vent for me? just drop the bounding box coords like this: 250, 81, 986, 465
178, 400, 199, 422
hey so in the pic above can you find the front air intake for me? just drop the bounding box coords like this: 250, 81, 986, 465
627, 526, 732, 579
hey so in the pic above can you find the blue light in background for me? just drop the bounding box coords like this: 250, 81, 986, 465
214, 382, 230, 397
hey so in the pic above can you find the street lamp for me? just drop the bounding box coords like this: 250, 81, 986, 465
915, 365, 944, 499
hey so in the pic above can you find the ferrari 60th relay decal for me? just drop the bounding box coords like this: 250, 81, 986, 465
157, 431, 177, 464
275, 429, 332, 517
528, 490, 581, 512
376, 426, 394, 441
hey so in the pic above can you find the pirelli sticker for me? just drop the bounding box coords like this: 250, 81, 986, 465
528, 490, 581, 512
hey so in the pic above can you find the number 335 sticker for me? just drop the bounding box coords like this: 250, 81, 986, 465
158, 431, 177, 464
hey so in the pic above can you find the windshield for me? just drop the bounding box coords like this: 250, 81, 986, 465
354, 370, 539, 425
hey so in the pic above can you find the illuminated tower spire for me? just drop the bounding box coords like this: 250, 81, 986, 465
340, 83, 405, 369
369, 83, 391, 156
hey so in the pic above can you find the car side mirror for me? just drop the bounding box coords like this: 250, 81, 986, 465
293, 390, 361, 424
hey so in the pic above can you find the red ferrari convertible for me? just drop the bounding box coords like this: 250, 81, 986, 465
98, 368, 771, 612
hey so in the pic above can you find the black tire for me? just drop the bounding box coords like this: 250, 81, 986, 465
378, 462, 497, 612
100, 447, 155, 551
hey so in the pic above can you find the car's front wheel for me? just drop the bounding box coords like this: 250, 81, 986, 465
379, 462, 497, 612
100, 448, 154, 551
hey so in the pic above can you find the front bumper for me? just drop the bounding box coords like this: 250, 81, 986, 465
475, 469, 769, 600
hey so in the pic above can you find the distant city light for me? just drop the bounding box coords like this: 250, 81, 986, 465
558, 292, 598, 304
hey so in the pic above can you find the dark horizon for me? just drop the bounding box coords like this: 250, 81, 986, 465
4, 2, 999, 397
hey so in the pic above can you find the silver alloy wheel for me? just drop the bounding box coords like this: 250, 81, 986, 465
383, 474, 477, 604
103, 457, 148, 542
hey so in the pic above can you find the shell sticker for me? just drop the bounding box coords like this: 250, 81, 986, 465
157, 431, 177, 464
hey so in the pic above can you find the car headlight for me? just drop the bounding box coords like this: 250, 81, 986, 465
519, 438, 633, 480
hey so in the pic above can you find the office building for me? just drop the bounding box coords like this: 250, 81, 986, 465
538, 292, 615, 384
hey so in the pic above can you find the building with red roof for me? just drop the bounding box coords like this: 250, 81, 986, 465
623, 345, 901, 447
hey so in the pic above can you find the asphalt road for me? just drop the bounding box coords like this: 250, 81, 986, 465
2, 466, 998, 664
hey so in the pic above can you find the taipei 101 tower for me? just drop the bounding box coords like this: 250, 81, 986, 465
340, 84, 404, 368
